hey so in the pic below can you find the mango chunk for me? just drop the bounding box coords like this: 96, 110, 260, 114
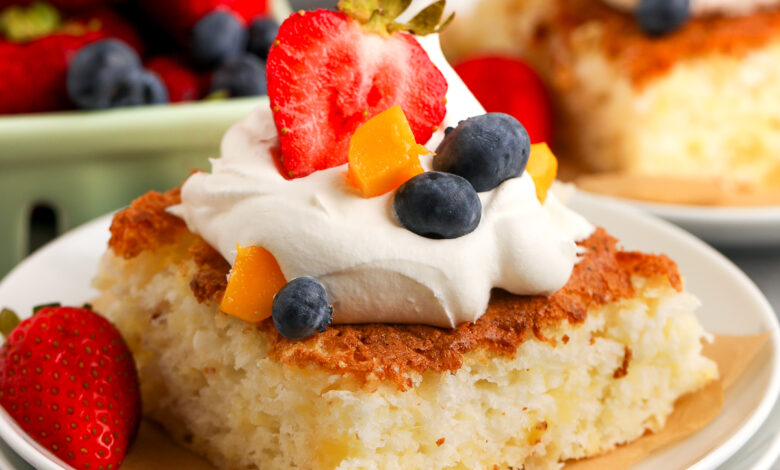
220, 245, 287, 323
347, 105, 428, 198
526, 143, 558, 203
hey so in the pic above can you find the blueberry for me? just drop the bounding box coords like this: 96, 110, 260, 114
272, 277, 333, 340
67, 39, 168, 109
191, 11, 248, 69
636, 0, 690, 36
108, 69, 169, 107
247, 16, 279, 61
433, 113, 531, 192
211, 54, 267, 97
394, 172, 482, 239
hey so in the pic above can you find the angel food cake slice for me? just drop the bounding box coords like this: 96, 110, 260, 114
95, 2, 717, 469
443, 0, 780, 196
97, 191, 716, 470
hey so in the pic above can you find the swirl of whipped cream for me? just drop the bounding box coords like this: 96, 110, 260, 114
171, 35, 593, 328
603, 0, 780, 16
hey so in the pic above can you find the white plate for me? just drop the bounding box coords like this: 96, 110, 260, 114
581, 192, 780, 248
0, 194, 778, 470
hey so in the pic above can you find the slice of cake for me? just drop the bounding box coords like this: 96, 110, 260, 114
94, 3, 717, 469
95, 188, 716, 470
443, 0, 780, 197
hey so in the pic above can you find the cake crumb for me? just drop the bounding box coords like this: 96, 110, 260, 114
613, 346, 633, 379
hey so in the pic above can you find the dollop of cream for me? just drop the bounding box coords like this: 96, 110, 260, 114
171, 35, 593, 328
603, 0, 780, 16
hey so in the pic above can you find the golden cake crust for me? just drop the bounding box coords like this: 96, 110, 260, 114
540, 0, 780, 86
108, 190, 682, 390
109, 187, 187, 259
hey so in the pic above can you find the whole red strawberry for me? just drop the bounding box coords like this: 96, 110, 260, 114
0, 306, 141, 470
146, 56, 203, 102
267, 3, 451, 179
138, 0, 269, 40
0, 33, 103, 114
454, 56, 553, 144
0, 4, 143, 114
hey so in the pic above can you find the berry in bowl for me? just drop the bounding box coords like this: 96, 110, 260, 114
0, 0, 290, 277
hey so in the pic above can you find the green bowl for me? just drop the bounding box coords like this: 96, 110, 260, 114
0, 97, 273, 276
0, 0, 292, 277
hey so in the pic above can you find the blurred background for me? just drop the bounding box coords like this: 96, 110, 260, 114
0, 0, 345, 278
1, 0, 293, 276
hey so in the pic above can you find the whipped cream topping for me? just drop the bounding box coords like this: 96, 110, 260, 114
171, 35, 593, 328
603, 0, 780, 16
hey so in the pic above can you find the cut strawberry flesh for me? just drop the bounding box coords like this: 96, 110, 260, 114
267, 10, 447, 179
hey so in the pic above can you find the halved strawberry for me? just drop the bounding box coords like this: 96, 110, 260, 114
266, 3, 450, 179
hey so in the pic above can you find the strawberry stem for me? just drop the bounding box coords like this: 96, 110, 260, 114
33, 302, 60, 314
0, 309, 20, 337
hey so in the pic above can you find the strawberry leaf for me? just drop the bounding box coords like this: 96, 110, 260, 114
337, 0, 380, 23
338, 0, 449, 37
0, 308, 19, 337
0, 2, 60, 43
381, 0, 413, 21
33, 302, 60, 314
390, 0, 454, 36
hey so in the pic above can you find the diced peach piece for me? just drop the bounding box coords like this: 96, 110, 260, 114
220, 245, 287, 323
526, 143, 558, 203
347, 105, 428, 198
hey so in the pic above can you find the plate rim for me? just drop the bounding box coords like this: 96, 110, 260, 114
577, 190, 780, 222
